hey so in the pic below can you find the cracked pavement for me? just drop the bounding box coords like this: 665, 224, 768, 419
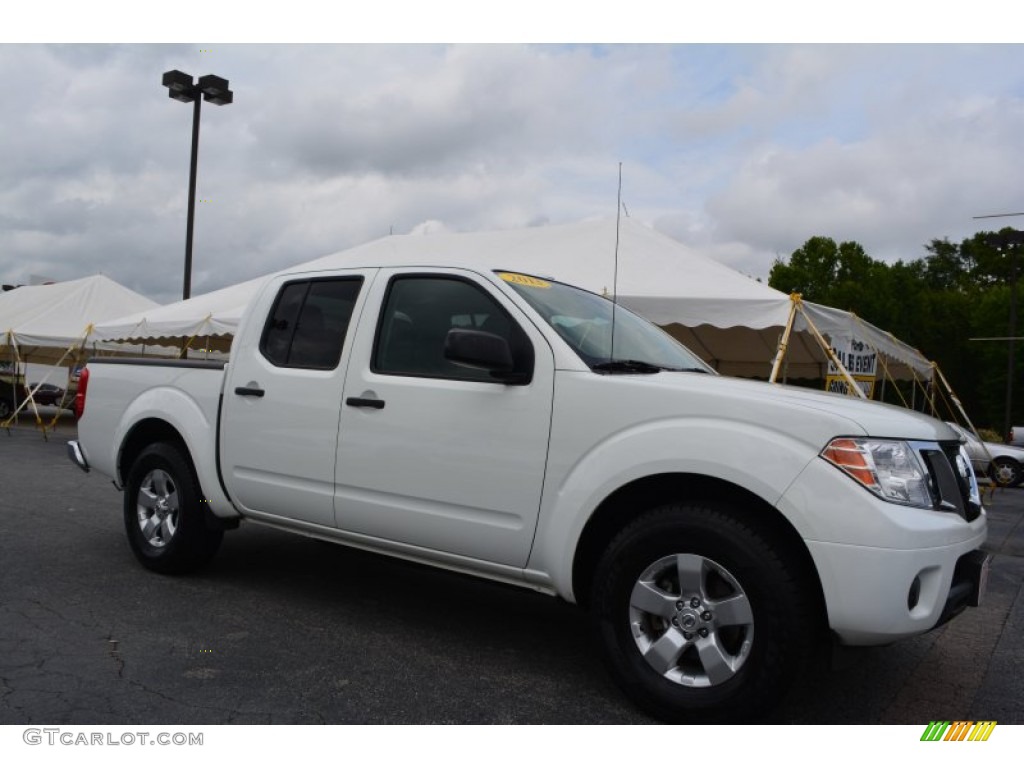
1, 421, 1021, 724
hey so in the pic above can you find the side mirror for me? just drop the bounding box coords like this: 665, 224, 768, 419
444, 328, 513, 371
444, 328, 525, 382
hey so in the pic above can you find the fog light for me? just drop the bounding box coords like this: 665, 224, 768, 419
908, 575, 922, 610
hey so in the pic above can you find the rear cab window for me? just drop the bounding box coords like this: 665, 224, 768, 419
260, 278, 363, 370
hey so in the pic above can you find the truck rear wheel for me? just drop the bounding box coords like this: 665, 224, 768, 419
591, 501, 814, 723
124, 442, 222, 574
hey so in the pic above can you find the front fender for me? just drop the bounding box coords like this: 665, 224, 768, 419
528, 417, 819, 600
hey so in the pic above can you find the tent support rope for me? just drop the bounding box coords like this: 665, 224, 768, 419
2, 325, 93, 438
770, 297, 866, 399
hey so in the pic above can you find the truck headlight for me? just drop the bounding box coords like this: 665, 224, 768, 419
821, 437, 934, 508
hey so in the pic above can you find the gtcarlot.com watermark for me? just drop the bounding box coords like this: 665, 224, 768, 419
23, 728, 203, 747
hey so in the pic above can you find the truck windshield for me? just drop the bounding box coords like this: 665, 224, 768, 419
497, 272, 714, 374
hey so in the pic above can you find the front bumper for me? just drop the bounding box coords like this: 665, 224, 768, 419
779, 454, 988, 646
807, 537, 989, 645
935, 548, 991, 627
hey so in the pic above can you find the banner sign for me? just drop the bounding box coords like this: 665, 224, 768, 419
825, 335, 877, 398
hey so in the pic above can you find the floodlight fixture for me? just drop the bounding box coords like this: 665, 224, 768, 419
161, 69, 234, 303
983, 229, 1022, 441
162, 69, 196, 102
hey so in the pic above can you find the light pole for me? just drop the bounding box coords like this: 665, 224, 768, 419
986, 229, 1024, 440
161, 70, 233, 301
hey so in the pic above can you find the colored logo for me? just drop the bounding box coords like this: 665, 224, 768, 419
920, 721, 996, 741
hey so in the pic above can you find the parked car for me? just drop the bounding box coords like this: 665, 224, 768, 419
1009, 426, 1024, 447
28, 382, 67, 407
947, 422, 1024, 486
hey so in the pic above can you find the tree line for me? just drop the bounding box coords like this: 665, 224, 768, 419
768, 230, 1021, 435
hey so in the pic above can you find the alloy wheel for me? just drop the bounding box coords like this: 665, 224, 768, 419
628, 553, 754, 687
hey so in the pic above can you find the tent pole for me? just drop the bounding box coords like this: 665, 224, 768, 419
934, 364, 983, 434
2, 330, 13, 432
3, 335, 46, 432
769, 293, 801, 384
934, 362, 997, 498
796, 302, 867, 400
46, 330, 90, 432
41, 331, 86, 434
928, 363, 937, 416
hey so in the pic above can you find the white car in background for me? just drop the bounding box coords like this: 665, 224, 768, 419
947, 422, 1024, 487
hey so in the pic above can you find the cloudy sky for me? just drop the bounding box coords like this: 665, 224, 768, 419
3, 8, 1024, 304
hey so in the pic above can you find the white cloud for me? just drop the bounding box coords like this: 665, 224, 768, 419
2, 43, 1024, 303
705, 83, 1024, 268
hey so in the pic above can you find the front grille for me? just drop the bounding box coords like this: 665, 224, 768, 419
921, 442, 982, 522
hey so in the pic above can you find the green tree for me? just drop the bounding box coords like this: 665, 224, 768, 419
768, 236, 839, 301
768, 236, 894, 320
922, 238, 973, 292
768, 232, 1023, 432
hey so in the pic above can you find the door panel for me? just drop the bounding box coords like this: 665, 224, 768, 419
221, 271, 374, 527
335, 269, 554, 567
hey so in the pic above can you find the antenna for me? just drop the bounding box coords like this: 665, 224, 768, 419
610, 162, 622, 361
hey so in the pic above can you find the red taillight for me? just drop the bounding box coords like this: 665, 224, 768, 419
73, 367, 89, 420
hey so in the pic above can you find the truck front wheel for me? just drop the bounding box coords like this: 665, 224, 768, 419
591, 501, 814, 723
124, 443, 223, 574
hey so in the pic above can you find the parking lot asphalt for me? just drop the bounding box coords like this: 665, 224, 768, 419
1, 415, 1022, 724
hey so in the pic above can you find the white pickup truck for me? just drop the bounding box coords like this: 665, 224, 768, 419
69, 258, 990, 722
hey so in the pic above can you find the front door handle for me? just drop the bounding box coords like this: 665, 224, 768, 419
235, 386, 265, 397
346, 397, 385, 409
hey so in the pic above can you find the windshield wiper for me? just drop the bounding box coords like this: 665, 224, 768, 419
591, 359, 666, 374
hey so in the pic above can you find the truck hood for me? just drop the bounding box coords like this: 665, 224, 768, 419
592, 370, 959, 446
718, 376, 955, 440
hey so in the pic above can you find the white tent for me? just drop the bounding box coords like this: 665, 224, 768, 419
92, 276, 263, 353
92, 218, 932, 380
1, 274, 160, 366
797, 301, 934, 380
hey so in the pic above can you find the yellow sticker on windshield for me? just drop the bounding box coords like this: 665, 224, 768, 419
499, 272, 551, 289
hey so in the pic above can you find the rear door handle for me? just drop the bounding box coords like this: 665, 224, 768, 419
346, 397, 385, 409
235, 386, 265, 397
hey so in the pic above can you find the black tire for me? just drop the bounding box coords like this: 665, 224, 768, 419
0, 399, 11, 419
124, 442, 223, 574
989, 458, 1022, 487
591, 501, 815, 723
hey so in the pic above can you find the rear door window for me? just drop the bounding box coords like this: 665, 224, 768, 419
260, 278, 363, 370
